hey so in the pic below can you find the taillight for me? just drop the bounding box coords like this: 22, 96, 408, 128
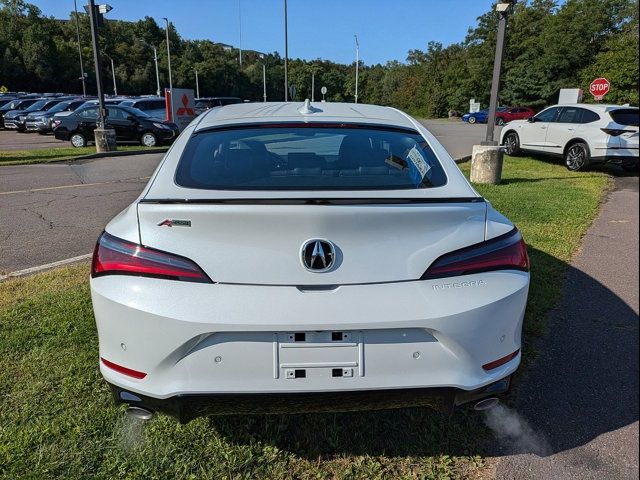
422, 228, 529, 279
91, 232, 212, 283
601, 128, 634, 137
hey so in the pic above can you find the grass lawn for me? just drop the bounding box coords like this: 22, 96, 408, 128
0, 156, 609, 479
0, 146, 167, 166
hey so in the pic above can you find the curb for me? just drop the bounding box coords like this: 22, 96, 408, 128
455, 155, 471, 164
71, 147, 168, 162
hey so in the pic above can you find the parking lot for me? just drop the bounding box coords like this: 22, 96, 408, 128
0, 129, 66, 150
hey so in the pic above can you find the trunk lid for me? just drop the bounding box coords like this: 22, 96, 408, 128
136, 200, 486, 285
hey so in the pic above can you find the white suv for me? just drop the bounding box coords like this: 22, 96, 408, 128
500, 104, 639, 171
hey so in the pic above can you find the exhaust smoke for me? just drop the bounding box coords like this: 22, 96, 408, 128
483, 402, 552, 456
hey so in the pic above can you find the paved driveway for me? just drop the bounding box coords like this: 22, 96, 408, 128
492, 176, 639, 479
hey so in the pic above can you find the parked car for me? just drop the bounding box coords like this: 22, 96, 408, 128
495, 107, 536, 126
54, 104, 179, 147
0, 98, 40, 129
194, 96, 242, 115
500, 104, 639, 171
118, 97, 167, 120
25, 98, 91, 134
90, 101, 530, 422
3, 97, 69, 131
462, 107, 508, 124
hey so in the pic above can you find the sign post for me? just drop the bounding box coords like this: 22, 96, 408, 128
589, 78, 610, 102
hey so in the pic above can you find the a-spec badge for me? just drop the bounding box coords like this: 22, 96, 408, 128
158, 219, 192, 227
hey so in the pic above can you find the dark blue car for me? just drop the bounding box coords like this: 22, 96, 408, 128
462, 107, 508, 124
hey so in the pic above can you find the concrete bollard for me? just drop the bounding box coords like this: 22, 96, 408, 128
94, 128, 117, 153
470, 144, 504, 184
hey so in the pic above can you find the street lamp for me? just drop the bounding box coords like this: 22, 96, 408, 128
72, 0, 86, 96
104, 53, 117, 96
86, 0, 116, 152
163, 18, 173, 92
195, 68, 200, 99
139, 39, 161, 96
484, 0, 516, 145
354, 35, 359, 104
470, 0, 516, 185
283, 0, 289, 101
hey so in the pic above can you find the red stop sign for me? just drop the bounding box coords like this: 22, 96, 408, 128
590, 78, 610, 101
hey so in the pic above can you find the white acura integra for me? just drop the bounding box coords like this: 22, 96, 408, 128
91, 101, 530, 422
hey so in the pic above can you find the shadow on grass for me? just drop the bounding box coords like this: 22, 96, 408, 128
510, 152, 639, 178
205, 246, 637, 461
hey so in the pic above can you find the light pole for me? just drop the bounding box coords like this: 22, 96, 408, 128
138, 38, 161, 96
73, 0, 86, 96
263, 63, 267, 102
195, 68, 200, 98
105, 53, 117, 96
354, 35, 359, 104
153, 46, 161, 96
470, 0, 516, 185
311, 70, 315, 102
87, 0, 116, 151
163, 17, 173, 118
484, 1, 514, 144
283, 0, 289, 101
238, 0, 243, 66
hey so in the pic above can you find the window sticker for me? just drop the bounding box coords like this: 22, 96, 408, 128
406, 145, 432, 180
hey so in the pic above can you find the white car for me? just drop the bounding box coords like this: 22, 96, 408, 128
90, 101, 530, 422
500, 104, 639, 171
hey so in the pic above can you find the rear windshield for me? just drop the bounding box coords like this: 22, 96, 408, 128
610, 109, 639, 127
175, 125, 447, 190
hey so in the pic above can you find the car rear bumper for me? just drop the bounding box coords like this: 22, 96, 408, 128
108, 376, 512, 422
91, 269, 529, 418
592, 148, 639, 165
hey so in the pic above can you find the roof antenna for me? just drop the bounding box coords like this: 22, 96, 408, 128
298, 98, 322, 114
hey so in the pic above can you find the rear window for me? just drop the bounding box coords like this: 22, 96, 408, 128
175, 125, 448, 190
610, 109, 639, 127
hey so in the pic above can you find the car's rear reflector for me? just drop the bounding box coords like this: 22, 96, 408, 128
482, 349, 520, 371
101, 357, 147, 379
91, 232, 212, 283
422, 228, 529, 279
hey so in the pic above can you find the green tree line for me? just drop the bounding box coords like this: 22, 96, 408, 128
1, 0, 637, 116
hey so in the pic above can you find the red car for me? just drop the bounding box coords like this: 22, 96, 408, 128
495, 107, 535, 126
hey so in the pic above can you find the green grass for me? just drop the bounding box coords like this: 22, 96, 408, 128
0, 156, 609, 479
0, 146, 167, 166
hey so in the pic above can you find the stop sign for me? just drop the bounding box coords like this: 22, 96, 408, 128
589, 78, 610, 101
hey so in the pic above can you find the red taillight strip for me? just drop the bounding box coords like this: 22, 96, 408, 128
482, 349, 520, 371
91, 232, 212, 283
422, 228, 529, 280
101, 357, 147, 379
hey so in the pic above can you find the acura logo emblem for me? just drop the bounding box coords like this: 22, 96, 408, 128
301, 239, 335, 272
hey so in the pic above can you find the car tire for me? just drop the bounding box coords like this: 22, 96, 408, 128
468, 116, 477, 124
141, 132, 158, 147
70, 133, 86, 148
503, 132, 521, 156
495, 117, 505, 126
564, 142, 591, 171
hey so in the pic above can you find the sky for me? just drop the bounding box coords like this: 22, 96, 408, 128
34, 0, 494, 65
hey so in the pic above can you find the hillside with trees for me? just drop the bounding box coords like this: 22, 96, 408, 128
0, 0, 637, 116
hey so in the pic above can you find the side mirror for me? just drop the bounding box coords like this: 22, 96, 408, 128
528, 117, 536, 123
127, 115, 138, 122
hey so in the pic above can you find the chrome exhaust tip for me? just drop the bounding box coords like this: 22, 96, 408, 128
126, 406, 154, 421
473, 397, 499, 411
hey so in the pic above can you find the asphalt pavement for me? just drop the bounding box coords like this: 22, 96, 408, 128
0, 129, 65, 150
492, 175, 639, 479
0, 153, 161, 273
